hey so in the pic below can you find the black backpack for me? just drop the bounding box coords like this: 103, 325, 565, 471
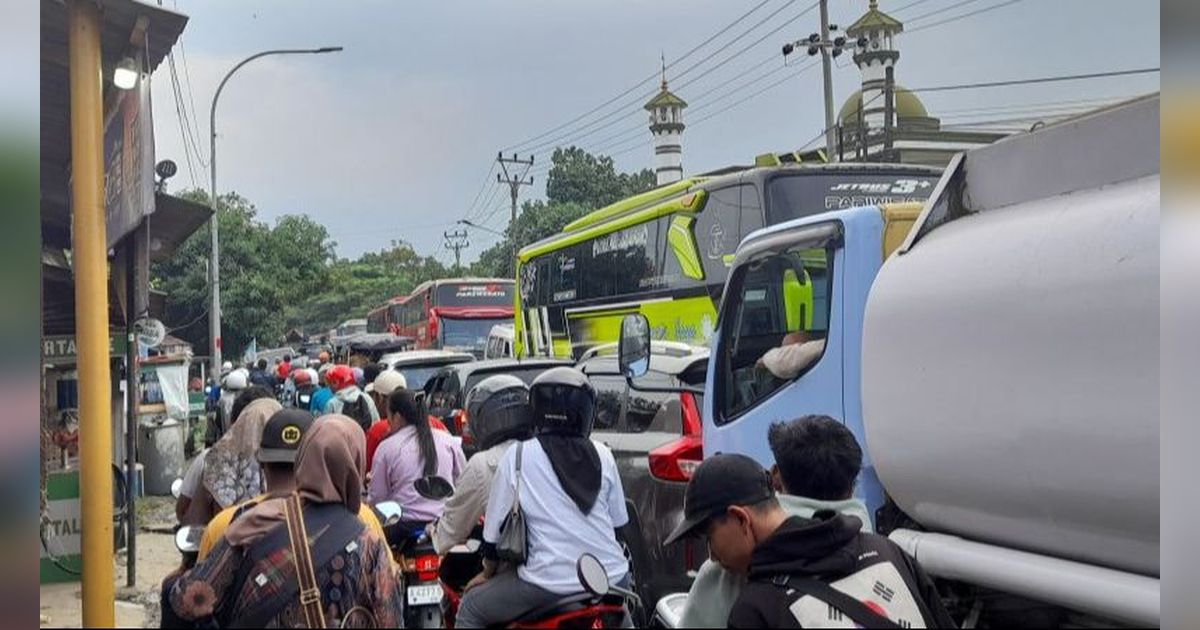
342, 395, 374, 432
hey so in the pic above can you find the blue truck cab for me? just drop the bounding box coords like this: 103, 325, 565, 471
701, 202, 923, 517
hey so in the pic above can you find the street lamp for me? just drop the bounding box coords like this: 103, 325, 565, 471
208, 46, 342, 379
458, 219, 517, 276
457, 219, 505, 237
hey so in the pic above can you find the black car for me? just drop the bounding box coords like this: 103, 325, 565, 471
424, 357, 573, 439
577, 342, 710, 609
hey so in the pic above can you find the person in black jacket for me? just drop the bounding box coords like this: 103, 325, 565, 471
664, 453, 954, 629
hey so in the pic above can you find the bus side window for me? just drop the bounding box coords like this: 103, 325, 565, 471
737, 184, 763, 241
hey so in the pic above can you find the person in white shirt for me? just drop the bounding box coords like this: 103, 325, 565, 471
456, 368, 631, 628
429, 375, 534, 555
757, 331, 826, 380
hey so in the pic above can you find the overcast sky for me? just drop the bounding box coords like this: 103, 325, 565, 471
148, 0, 1160, 264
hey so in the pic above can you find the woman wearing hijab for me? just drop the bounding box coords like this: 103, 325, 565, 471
183, 387, 280, 526
167, 415, 403, 628
456, 368, 631, 628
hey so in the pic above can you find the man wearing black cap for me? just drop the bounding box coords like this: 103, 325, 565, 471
667, 454, 953, 629
195, 408, 386, 560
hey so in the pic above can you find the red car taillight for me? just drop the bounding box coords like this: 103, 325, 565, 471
416, 554, 441, 582
648, 391, 703, 482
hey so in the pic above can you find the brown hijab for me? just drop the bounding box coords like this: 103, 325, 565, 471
225, 415, 366, 547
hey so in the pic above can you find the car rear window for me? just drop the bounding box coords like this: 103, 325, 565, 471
463, 365, 560, 397
590, 371, 678, 434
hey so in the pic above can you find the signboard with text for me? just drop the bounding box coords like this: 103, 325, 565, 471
102, 69, 156, 249
42, 334, 128, 364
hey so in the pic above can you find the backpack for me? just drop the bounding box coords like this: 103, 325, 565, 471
341, 395, 373, 432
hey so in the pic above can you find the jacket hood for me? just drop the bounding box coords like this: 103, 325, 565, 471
747, 512, 864, 579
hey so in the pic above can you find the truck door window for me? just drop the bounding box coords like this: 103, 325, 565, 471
719, 245, 834, 422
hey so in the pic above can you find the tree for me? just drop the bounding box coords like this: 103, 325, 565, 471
473, 147, 656, 278
153, 189, 334, 357
290, 240, 451, 334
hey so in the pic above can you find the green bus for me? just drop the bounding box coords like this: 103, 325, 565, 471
514, 157, 942, 359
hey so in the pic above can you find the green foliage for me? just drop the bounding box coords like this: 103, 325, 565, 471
152, 191, 449, 356
154, 146, 648, 354
473, 147, 655, 278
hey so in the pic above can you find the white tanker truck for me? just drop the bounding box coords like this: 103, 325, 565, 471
862, 94, 1159, 627
635, 93, 1159, 627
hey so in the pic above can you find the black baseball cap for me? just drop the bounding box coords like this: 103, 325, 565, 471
257, 409, 314, 464
663, 453, 774, 545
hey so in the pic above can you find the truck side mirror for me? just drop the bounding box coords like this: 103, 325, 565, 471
619, 314, 651, 379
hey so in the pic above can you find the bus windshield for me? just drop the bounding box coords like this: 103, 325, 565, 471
441, 317, 511, 351
436, 282, 514, 307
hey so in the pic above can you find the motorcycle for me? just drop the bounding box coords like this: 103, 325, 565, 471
414, 475, 643, 629
373, 498, 444, 629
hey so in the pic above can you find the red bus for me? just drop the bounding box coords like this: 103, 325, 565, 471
373, 279, 514, 357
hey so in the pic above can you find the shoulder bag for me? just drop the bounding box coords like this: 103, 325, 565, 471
495, 441, 527, 564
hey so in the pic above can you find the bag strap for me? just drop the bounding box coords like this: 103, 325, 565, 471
511, 441, 524, 516
229, 502, 364, 629
773, 575, 903, 630
285, 494, 326, 629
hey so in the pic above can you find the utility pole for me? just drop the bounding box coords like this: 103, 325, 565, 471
783, 11, 869, 159
817, 0, 835, 157
496, 152, 534, 227
443, 229, 469, 273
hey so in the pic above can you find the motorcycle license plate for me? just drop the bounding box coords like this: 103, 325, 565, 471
407, 583, 442, 606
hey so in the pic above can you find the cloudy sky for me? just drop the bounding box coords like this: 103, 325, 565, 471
148, 0, 1160, 264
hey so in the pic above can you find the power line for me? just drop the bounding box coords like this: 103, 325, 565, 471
675, 1, 819, 93
691, 60, 821, 126
904, 0, 986, 24
502, 0, 779, 153
515, 0, 821, 157
175, 35, 208, 167
907, 0, 1030, 34
909, 67, 1160, 93
461, 163, 498, 223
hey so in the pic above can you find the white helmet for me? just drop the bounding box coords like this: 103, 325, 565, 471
223, 368, 248, 391
221, 361, 233, 374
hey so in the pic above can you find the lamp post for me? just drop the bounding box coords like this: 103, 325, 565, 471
208, 46, 342, 379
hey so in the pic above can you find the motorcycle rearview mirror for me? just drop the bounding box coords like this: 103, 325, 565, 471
374, 501, 403, 526
414, 475, 455, 501
170, 478, 183, 499
175, 525, 204, 554
618, 314, 651, 380
577, 553, 610, 598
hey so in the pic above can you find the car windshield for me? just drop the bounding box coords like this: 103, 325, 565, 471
440, 317, 511, 351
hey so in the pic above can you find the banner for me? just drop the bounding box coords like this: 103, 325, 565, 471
103, 64, 156, 249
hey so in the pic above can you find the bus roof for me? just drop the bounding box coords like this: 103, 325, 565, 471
407, 277, 514, 296
518, 161, 942, 263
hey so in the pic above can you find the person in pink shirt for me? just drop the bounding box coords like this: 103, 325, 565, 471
368, 388, 465, 528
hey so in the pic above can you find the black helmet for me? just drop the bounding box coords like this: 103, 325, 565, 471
464, 375, 533, 451
529, 367, 596, 438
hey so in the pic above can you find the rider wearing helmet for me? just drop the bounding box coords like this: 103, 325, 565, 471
457, 368, 632, 628
322, 364, 380, 430
291, 368, 317, 410
210, 368, 249, 445
430, 375, 534, 555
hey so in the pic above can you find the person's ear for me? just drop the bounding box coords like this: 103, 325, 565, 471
727, 505, 753, 534
770, 464, 784, 493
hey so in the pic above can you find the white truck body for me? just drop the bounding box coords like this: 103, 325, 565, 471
863, 94, 1160, 626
